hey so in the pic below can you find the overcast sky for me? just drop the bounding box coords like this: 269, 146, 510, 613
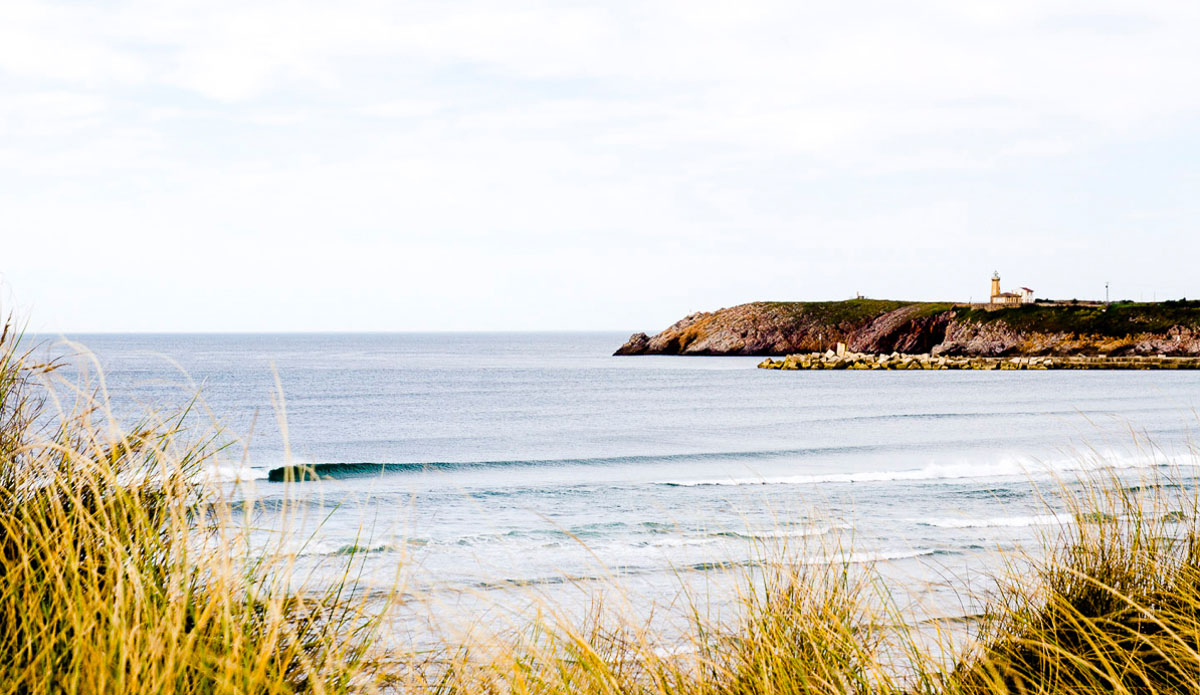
3, 1, 1199, 332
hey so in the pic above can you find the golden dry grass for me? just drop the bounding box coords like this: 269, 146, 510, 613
0, 320, 386, 694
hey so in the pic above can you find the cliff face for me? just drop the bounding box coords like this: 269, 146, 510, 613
615, 300, 1200, 357
933, 322, 1200, 357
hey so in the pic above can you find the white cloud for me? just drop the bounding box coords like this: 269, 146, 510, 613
3, 0, 1200, 330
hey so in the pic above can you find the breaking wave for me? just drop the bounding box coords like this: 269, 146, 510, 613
919, 513, 1075, 529
658, 452, 1197, 488
709, 524, 849, 540
204, 465, 270, 482
262, 445, 894, 482
689, 548, 943, 572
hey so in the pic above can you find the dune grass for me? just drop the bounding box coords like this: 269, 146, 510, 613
5, 318, 1200, 694
0, 321, 386, 694
947, 477, 1200, 695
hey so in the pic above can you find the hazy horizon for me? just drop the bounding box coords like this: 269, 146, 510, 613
24, 293, 1187, 337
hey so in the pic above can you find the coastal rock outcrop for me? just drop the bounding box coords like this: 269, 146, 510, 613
934, 323, 1200, 357
847, 306, 953, 354
613, 300, 943, 356
615, 299, 1200, 357
614, 332, 652, 355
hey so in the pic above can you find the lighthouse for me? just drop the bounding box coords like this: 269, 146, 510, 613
990, 271, 1034, 306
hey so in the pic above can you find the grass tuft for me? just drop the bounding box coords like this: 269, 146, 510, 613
949, 476, 1200, 695
0, 318, 386, 694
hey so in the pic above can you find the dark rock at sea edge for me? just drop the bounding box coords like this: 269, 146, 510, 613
614, 332, 651, 355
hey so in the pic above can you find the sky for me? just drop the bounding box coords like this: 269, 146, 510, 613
2, 0, 1199, 332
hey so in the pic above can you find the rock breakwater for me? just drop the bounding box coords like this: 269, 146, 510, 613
758, 352, 1200, 370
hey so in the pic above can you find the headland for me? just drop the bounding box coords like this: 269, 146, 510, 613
615, 299, 1200, 360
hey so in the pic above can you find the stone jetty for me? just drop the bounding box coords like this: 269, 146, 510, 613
758, 351, 1200, 371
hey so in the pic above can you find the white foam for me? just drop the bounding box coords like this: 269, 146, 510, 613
647, 537, 721, 548
660, 452, 1195, 488
287, 539, 416, 557
920, 513, 1075, 529
645, 525, 845, 547
714, 524, 848, 540
204, 465, 269, 482
804, 548, 938, 565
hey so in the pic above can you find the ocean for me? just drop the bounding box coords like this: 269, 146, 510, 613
47, 332, 1200, 631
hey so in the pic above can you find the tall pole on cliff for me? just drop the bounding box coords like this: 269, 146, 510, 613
1106, 282, 1110, 306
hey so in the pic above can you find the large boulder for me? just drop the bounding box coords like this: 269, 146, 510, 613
614, 332, 652, 355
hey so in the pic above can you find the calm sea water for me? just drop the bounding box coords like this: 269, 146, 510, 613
45, 332, 1200, 625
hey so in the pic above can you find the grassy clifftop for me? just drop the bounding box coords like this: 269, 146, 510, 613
958, 300, 1200, 336
757, 299, 910, 324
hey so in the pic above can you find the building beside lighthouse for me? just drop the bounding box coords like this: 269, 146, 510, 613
990, 272, 1034, 306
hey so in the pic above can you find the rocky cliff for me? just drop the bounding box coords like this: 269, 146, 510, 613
614, 300, 1200, 357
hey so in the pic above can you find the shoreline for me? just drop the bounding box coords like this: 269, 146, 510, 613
758, 351, 1200, 370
